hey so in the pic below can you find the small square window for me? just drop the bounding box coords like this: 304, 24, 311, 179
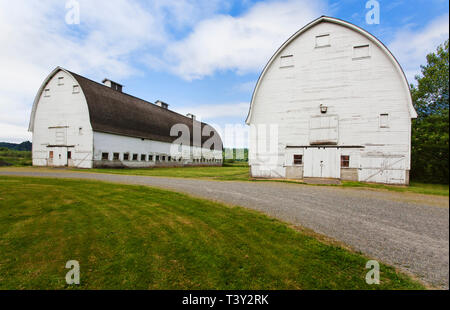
293, 154, 303, 165
162, 156, 166, 161
113, 153, 120, 160
73, 85, 80, 93
280, 55, 294, 67
44, 89, 50, 97
133, 154, 138, 161
149, 155, 153, 161
156, 155, 160, 161
315, 34, 330, 48
341, 155, 350, 168
58, 77, 64, 85
141, 154, 146, 161
353, 44, 370, 59
380, 113, 389, 128
168, 156, 172, 161
102, 152, 109, 160
124, 153, 130, 161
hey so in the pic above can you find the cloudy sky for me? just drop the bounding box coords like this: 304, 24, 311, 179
0, 0, 448, 145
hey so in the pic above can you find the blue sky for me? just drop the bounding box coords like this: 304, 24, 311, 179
0, 0, 448, 145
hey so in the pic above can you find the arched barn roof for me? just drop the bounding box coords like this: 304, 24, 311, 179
245, 16, 417, 124
29, 67, 222, 147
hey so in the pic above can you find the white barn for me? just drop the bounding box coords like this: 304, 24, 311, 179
29, 67, 223, 168
246, 16, 417, 185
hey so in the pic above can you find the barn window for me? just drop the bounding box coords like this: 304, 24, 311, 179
132, 154, 138, 161
380, 113, 389, 128
156, 155, 160, 161
67, 151, 72, 159
341, 155, 350, 168
141, 154, 146, 161
315, 34, 330, 48
353, 44, 370, 59
124, 153, 129, 161
149, 155, 153, 161
44, 89, 50, 97
58, 77, 64, 85
49, 151, 54, 159
280, 55, 294, 68
113, 153, 120, 160
102, 152, 109, 160
293, 154, 303, 165
162, 155, 166, 161
168, 156, 172, 161
73, 85, 80, 93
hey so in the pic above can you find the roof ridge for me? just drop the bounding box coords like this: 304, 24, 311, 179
67, 69, 207, 125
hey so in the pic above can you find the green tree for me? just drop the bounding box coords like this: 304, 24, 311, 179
410, 40, 449, 183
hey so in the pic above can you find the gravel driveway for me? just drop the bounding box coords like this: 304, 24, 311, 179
1, 169, 448, 288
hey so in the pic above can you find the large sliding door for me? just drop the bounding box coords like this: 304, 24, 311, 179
303, 147, 340, 178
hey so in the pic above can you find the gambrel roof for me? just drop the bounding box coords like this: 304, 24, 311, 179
246, 16, 417, 124
29, 67, 222, 147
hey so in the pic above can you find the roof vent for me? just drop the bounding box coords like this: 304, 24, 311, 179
102, 79, 123, 92
186, 113, 196, 120
155, 100, 169, 109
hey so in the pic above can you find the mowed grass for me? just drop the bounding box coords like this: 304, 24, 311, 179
73, 162, 250, 181
0, 176, 423, 290
342, 181, 449, 196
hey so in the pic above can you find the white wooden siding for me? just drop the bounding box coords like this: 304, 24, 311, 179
248, 19, 415, 184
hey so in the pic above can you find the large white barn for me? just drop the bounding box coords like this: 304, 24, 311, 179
29, 67, 223, 168
246, 16, 417, 185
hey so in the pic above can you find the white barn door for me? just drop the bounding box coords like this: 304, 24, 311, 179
304, 147, 340, 178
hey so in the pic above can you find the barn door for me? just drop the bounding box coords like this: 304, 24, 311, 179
48, 147, 68, 167
304, 148, 340, 178
359, 155, 406, 184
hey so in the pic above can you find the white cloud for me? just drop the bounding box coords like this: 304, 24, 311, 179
165, 0, 325, 80
176, 102, 249, 120
0, 0, 221, 143
234, 81, 256, 93
389, 14, 449, 84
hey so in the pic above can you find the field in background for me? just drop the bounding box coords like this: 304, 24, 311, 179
0, 176, 424, 289
0, 148, 31, 167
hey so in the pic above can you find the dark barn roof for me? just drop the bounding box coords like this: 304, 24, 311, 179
69, 71, 222, 148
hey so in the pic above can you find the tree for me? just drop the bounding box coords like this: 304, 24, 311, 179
410, 40, 449, 184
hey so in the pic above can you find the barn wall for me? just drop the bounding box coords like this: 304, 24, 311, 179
93, 131, 223, 168
249, 21, 413, 184
32, 70, 93, 168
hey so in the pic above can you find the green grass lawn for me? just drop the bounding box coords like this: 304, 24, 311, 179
0, 148, 31, 167
342, 181, 449, 196
73, 163, 250, 181
0, 176, 423, 290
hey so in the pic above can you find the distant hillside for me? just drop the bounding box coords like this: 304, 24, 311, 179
0, 141, 32, 151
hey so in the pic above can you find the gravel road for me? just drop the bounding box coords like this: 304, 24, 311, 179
1, 169, 448, 288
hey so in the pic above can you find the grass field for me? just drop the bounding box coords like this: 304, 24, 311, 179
0, 176, 424, 289
0, 148, 31, 167
73, 161, 250, 181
